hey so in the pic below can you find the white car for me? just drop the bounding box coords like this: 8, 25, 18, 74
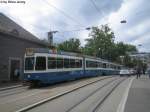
120, 69, 130, 76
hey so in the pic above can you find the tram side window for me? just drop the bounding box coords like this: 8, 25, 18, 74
95, 61, 98, 68
79, 60, 82, 68
86, 60, 92, 68
86, 61, 89, 68
25, 57, 34, 70
86, 60, 97, 68
98, 62, 102, 68
57, 57, 63, 68
103, 63, 106, 68
91, 61, 97, 68
64, 58, 70, 68
75, 59, 82, 68
48, 57, 56, 69
35, 57, 46, 70
106, 64, 110, 68
110, 64, 113, 68
70, 59, 75, 68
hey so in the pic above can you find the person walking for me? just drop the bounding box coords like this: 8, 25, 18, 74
148, 69, 150, 79
136, 67, 141, 79
14, 68, 20, 81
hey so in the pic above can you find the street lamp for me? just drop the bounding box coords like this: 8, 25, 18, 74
138, 44, 142, 47
120, 20, 127, 23
85, 27, 92, 31
137, 44, 142, 52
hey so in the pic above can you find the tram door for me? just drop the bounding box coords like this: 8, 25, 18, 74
10, 59, 21, 81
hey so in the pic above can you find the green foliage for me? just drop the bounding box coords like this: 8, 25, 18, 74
122, 54, 135, 68
85, 25, 115, 60
56, 24, 138, 68
84, 25, 137, 62
57, 38, 81, 53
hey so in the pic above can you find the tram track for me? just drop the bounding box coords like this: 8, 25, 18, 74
16, 76, 115, 112
17, 77, 126, 112
62, 78, 126, 112
0, 85, 29, 97
65, 78, 125, 112
91, 78, 125, 112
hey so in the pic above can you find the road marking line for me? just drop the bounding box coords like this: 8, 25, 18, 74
117, 77, 134, 112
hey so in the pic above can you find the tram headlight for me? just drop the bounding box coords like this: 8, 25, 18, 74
27, 75, 31, 78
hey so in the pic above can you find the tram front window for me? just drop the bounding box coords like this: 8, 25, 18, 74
25, 57, 34, 70
35, 57, 46, 70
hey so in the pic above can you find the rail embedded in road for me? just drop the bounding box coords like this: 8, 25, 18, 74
16, 76, 115, 112
19, 77, 126, 112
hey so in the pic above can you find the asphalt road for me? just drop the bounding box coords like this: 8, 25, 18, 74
0, 76, 112, 112
0, 76, 139, 112
26, 77, 128, 112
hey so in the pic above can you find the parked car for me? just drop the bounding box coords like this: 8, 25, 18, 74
119, 69, 131, 76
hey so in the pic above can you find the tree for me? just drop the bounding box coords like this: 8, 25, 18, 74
115, 42, 137, 56
85, 25, 115, 60
57, 38, 81, 53
56, 24, 138, 68
84, 25, 138, 62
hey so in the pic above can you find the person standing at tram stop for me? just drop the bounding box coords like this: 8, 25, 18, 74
136, 66, 141, 79
147, 69, 150, 79
14, 68, 20, 81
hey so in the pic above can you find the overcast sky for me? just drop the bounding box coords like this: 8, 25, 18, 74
0, 0, 149, 52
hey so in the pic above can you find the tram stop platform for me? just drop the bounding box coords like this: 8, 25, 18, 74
125, 75, 150, 112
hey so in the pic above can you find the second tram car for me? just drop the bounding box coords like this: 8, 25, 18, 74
24, 48, 122, 86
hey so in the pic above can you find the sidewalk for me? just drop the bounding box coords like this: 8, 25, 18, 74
124, 75, 150, 112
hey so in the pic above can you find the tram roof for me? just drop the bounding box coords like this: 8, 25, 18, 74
26, 48, 122, 66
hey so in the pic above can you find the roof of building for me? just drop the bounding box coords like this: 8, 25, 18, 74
0, 13, 48, 46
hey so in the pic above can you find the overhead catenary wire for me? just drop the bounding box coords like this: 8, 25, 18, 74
42, 0, 85, 27
89, 0, 102, 16
56, 27, 91, 33
89, 0, 108, 23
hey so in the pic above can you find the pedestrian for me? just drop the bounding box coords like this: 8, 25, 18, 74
14, 68, 20, 81
136, 67, 141, 79
148, 70, 150, 79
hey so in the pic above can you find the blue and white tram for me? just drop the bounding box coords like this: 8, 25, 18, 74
24, 48, 121, 85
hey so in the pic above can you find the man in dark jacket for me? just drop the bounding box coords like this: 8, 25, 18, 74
136, 67, 141, 79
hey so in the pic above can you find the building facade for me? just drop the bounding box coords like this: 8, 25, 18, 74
0, 13, 48, 81
120, 52, 150, 70
129, 52, 150, 64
